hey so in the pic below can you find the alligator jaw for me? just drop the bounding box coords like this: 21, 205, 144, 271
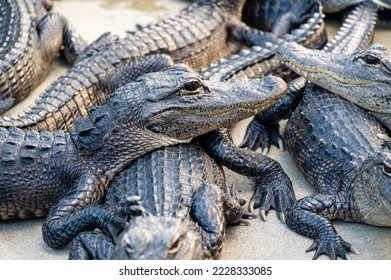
277, 42, 391, 114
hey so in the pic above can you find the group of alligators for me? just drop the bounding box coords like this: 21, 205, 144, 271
0, 0, 391, 260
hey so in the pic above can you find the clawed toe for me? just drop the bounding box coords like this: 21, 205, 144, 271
306, 238, 359, 260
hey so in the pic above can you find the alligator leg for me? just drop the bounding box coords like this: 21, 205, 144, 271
200, 128, 296, 222
42, 174, 142, 249
74, 32, 120, 62
191, 183, 226, 260
37, 13, 87, 65
286, 194, 359, 260
240, 77, 306, 152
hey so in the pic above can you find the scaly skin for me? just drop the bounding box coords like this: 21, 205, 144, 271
240, 1, 378, 152
284, 84, 391, 260
66, 17, 325, 258
32, 64, 287, 249
278, 42, 391, 114
0, 0, 87, 113
199, 0, 326, 82
0, 0, 252, 131
268, 1, 391, 260
69, 143, 250, 260
63, 0, 329, 259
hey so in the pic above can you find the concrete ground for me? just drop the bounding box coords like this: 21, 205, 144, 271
0, 0, 390, 260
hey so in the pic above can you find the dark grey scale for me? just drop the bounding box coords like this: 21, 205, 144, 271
0, 0, 87, 112
284, 85, 391, 259
20, 129, 40, 165
143, 28, 168, 51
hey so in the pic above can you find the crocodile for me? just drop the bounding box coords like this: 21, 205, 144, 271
0, 0, 87, 113
69, 143, 253, 260
0, 0, 326, 133
28, 64, 288, 249
239, 0, 378, 153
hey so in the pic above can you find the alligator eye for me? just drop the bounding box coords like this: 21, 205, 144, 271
362, 54, 380, 65
383, 162, 391, 175
184, 80, 201, 92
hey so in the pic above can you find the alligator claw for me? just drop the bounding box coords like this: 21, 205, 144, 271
259, 209, 267, 222
126, 195, 141, 202
306, 236, 358, 260
277, 138, 284, 151
250, 168, 296, 223
129, 205, 145, 212
277, 212, 286, 224
240, 118, 282, 154
101, 196, 144, 239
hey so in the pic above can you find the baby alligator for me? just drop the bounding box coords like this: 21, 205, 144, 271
0, 0, 86, 113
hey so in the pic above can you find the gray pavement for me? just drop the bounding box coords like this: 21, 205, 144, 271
0, 0, 390, 260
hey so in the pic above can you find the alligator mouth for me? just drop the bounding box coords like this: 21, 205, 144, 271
281, 60, 378, 86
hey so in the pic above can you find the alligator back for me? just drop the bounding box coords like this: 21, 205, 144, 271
284, 85, 385, 194
105, 142, 224, 218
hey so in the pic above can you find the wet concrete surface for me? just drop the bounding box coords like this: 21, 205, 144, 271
0, 1, 391, 260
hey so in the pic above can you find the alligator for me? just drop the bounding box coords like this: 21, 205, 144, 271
265, 12, 391, 259
69, 143, 254, 260
26, 63, 288, 249
0, 0, 87, 113
239, 0, 378, 153
283, 84, 391, 260
0, 0, 326, 133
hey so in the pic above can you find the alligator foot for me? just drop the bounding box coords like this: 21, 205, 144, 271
223, 184, 257, 225
306, 236, 359, 260
239, 119, 283, 154
69, 231, 114, 260
101, 196, 145, 239
249, 168, 296, 223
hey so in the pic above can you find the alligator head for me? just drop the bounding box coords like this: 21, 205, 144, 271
71, 63, 287, 174
112, 216, 203, 260
277, 42, 391, 113
81, 64, 286, 142
352, 151, 391, 227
